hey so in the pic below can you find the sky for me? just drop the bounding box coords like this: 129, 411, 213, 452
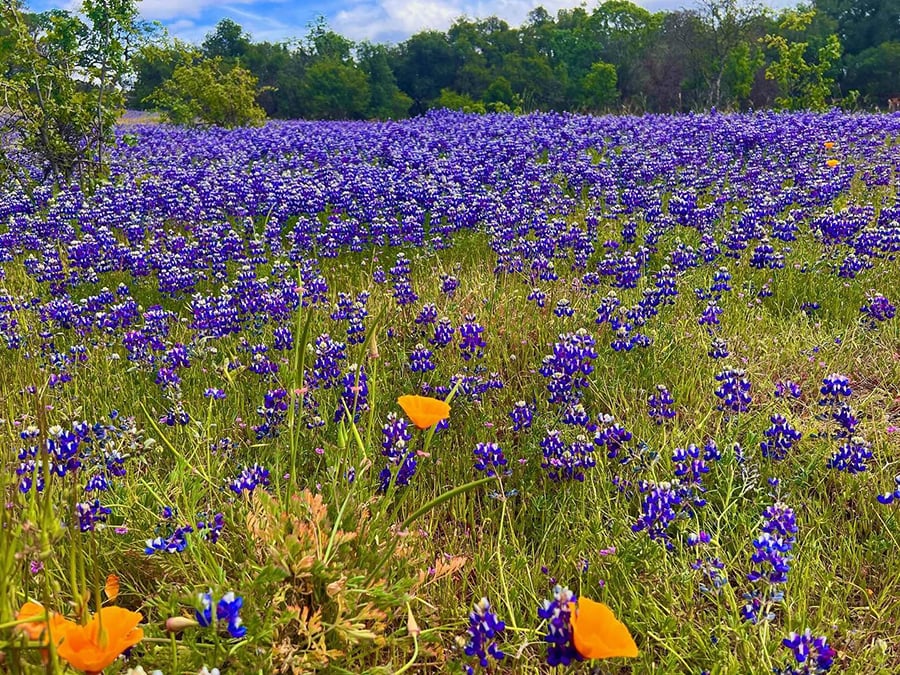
30, 0, 797, 45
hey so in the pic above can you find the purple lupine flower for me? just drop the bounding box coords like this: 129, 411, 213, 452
253, 388, 289, 439
528, 287, 547, 308
509, 400, 534, 431
708, 337, 729, 359
75, 499, 111, 532
743, 501, 797, 623
228, 464, 270, 495
818, 374, 852, 408
761, 415, 802, 461
780, 629, 835, 674
647, 384, 675, 424
379, 413, 415, 492
632, 480, 684, 548
430, 317, 455, 348
774, 380, 802, 399
463, 597, 505, 671
440, 274, 460, 296
715, 368, 751, 414
554, 299, 574, 317
539, 329, 597, 406
876, 475, 900, 505
408, 343, 435, 373
473, 442, 508, 477
334, 364, 368, 423
537, 585, 581, 667
196, 590, 247, 639
860, 293, 895, 327
827, 436, 872, 473
459, 314, 486, 361
540, 430, 595, 482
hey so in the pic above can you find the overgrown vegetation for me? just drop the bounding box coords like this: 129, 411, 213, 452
125, 0, 899, 118
0, 111, 898, 673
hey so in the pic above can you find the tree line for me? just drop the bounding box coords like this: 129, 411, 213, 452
129, 0, 899, 122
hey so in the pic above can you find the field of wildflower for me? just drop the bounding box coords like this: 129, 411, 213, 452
1, 109, 899, 674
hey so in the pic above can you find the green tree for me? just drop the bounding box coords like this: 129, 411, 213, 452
393, 31, 460, 113
482, 76, 515, 107
763, 9, 843, 111
357, 42, 411, 119
146, 57, 267, 127
693, 0, 767, 109
0, 0, 148, 188
844, 41, 900, 105
434, 88, 486, 113
814, 0, 899, 56
300, 59, 370, 120
129, 40, 198, 109
581, 61, 619, 110
202, 18, 250, 59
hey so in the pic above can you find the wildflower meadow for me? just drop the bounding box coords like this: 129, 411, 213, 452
1, 109, 899, 674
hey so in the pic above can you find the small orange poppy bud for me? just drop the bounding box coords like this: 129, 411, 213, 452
165, 615, 199, 633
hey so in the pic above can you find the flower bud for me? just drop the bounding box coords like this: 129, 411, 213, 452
165, 616, 198, 633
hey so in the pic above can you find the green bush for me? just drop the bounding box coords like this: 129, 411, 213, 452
146, 57, 267, 128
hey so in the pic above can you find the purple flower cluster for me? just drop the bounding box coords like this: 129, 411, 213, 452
742, 501, 797, 624
540, 430, 596, 482
539, 329, 597, 405
196, 590, 247, 639
228, 463, 271, 495
537, 585, 581, 667
647, 384, 675, 424
779, 629, 835, 674
761, 415, 802, 461
462, 597, 505, 672
473, 442, 509, 477
379, 412, 415, 492
714, 368, 752, 414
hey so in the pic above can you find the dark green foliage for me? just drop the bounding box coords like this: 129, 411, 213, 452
0, 0, 150, 188
128, 1, 899, 120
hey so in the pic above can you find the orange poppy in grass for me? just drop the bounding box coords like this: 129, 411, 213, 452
15, 601, 74, 645
824, 141, 835, 150
568, 597, 638, 660
826, 159, 840, 168
104, 574, 120, 601
397, 395, 450, 429
56, 606, 144, 674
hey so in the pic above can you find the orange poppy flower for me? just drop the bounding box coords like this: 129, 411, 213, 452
569, 597, 638, 660
56, 606, 144, 674
104, 574, 120, 601
826, 159, 840, 168
15, 601, 74, 645
824, 141, 835, 150
397, 395, 450, 429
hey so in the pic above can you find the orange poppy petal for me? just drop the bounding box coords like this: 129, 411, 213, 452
104, 574, 120, 601
569, 598, 638, 660
57, 607, 144, 673
397, 395, 450, 429
98, 606, 143, 641
15, 602, 49, 641
15, 602, 74, 644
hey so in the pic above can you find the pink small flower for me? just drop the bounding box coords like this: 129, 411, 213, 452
887, 426, 898, 434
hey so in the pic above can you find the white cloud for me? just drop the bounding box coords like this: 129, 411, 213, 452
334, 0, 593, 42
